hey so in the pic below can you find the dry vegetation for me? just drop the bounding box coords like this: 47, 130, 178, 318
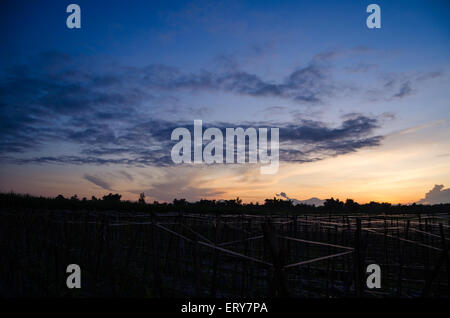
1, 205, 449, 297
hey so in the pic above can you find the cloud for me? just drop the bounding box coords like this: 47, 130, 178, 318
0, 51, 401, 168
0, 50, 338, 155
278, 114, 383, 162
344, 63, 377, 73
417, 184, 450, 205
1, 114, 384, 167
392, 81, 413, 98
0, 50, 442, 159
366, 71, 443, 101
129, 168, 225, 202
136, 62, 334, 103
83, 174, 114, 191
119, 170, 134, 181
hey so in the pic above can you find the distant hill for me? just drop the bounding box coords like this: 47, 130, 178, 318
276, 192, 324, 206
296, 197, 325, 206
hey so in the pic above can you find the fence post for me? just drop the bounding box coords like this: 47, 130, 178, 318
439, 223, 450, 292
354, 218, 364, 296
150, 213, 162, 297
262, 218, 289, 297
210, 216, 220, 297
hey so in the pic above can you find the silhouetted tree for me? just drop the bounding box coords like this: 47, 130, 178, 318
345, 198, 360, 212
173, 198, 187, 206
138, 192, 146, 204
102, 193, 121, 202
324, 197, 344, 211
264, 197, 293, 209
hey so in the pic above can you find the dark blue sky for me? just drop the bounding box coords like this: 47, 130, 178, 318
2, 0, 449, 67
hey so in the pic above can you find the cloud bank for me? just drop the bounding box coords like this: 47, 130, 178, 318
2, 50, 434, 168
417, 185, 450, 204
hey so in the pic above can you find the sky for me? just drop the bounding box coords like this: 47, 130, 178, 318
1, 0, 450, 204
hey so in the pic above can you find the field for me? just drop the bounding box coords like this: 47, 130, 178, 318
1, 208, 449, 298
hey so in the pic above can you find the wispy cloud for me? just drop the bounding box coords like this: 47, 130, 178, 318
2, 50, 437, 168
129, 168, 225, 202
2, 113, 384, 167
83, 174, 114, 191
366, 71, 443, 101
119, 170, 134, 181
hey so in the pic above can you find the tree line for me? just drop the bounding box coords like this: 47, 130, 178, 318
1, 192, 449, 215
